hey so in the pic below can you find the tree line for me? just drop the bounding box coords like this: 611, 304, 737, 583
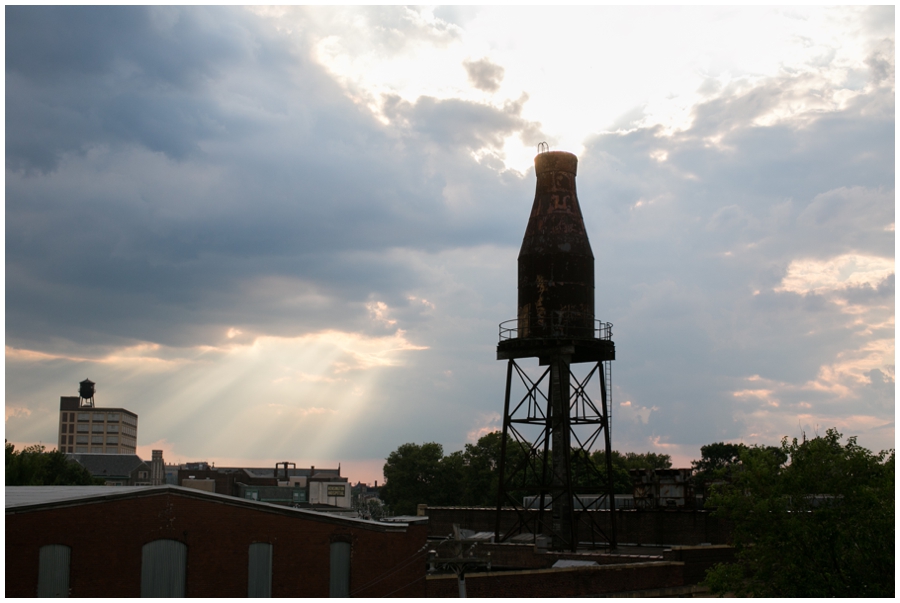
6, 442, 100, 485
380, 431, 672, 516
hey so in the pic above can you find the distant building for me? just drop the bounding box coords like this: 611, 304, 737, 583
174, 463, 352, 512
66, 454, 151, 486
58, 396, 138, 455
150, 450, 165, 486
630, 468, 699, 509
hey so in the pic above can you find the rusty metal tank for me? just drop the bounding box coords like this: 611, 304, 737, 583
517, 151, 594, 339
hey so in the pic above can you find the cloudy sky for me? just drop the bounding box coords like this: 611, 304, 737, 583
6, 6, 895, 484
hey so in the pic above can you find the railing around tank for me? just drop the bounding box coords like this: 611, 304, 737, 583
499, 314, 613, 341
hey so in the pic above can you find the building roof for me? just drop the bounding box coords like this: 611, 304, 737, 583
66, 454, 148, 478
59, 397, 138, 415
5, 485, 418, 533
5, 486, 155, 508
239, 467, 341, 478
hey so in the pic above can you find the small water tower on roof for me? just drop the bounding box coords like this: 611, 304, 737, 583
78, 378, 96, 408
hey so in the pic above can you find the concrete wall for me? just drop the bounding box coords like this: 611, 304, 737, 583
6, 490, 426, 597
309, 481, 351, 508
180, 478, 216, 493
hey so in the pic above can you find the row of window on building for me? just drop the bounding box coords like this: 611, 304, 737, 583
36, 540, 351, 597
59, 411, 136, 426
58, 410, 137, 454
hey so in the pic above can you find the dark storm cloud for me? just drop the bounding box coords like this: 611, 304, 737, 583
5, 6, 262, 172
463, 58, 505, 93
6, 6, 537, 353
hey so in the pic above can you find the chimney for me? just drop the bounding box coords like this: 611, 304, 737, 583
151, 450, 164, 486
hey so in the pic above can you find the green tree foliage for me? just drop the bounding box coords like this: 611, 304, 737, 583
5, 442, 101, 486
691, 442, 747, 480
703, 430, 894, 597
458, 431, 503, 506
382, 433, 663, 511
380, 442, 461, 515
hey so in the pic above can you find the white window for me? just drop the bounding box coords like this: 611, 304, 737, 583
106, 436, 118, 445
76, 425, 89, 433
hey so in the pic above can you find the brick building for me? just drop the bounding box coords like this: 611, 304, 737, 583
6, 485, 427, 597
176, 463, 352, 511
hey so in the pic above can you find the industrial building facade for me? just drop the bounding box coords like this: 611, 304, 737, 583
58, 396, 138, 455
6, 485, 427, 597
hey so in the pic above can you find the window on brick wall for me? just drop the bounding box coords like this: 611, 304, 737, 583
38, 544, 70, 597
141, 539, 187, 597
248, 542, 273, 597
330, 541, 351, 597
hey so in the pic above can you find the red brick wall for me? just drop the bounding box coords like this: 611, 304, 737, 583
425, 562, 684, 597
6, 491, 426, 597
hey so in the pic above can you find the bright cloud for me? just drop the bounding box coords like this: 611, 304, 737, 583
274, 6, 889, 172
777, 254, 895, 295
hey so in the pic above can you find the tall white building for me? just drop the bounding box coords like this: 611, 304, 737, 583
58, 396, 138, 455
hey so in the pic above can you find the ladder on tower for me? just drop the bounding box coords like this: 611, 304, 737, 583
604, 360, 613, 433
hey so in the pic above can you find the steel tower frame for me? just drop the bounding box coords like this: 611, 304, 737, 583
494, 323, 617, 552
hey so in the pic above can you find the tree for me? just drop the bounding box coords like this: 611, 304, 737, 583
703, 429, 894, 597
365, 499, 385, 520
5, 442, 101, 486
691, 441, 749, 496
460, 431, 503, 506
380, 442, 462, 515
691, 442, 746, 478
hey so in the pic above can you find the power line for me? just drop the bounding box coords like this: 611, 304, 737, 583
349, 538, 440, 596
379, 574, 426, 598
